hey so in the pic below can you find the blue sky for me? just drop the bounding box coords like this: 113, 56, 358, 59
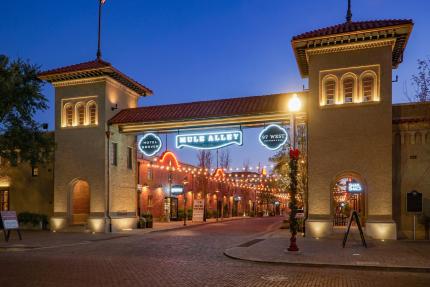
1, 0, 429, 167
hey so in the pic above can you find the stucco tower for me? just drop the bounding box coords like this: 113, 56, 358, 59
292, 19, 413, 239
39, 59, 152, 232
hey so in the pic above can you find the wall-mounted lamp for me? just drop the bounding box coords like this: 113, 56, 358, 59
111, 104, 118, 111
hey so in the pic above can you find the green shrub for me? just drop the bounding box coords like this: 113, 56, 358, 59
18, 212, 48, 229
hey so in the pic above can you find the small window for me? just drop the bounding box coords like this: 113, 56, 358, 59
88, 102, 97, 125
127, 147, 133, 170
111, 143, 118, 166
147, 166, 153, 180
325, 80, 336, 105
76, 103, 85, 126
343, 78, 354, 103
148, 194, 153, 207
362, 76, 374, 102
32, 166, 39, 177
0, 190, 9, 211
65, 104, 73, 127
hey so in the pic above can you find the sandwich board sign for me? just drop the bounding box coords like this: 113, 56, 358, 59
192, 199, 205, 222
1, 211, 22, 242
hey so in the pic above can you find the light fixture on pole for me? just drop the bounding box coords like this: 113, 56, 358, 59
287, 93, 302, 252
183, 177, 189, 226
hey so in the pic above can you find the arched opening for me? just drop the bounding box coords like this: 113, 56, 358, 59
75, 102, 85, 126
86, 101, 98, 125
0, 176, 11, 211
70, 180, 90, 225
63, 103, 74, 127
322, 75, 338, 105
332, 174, 365, 227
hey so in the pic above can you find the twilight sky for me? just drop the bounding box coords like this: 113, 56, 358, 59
1, 0, 429, 168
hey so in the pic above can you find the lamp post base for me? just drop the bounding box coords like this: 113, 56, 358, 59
287, 233, 299, 252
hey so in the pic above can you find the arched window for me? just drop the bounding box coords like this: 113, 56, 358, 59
341, 74, 357, 104
75, 102, 85, 126
322, 75, 338, 106
360, 71, 378, 102
87, 101, 97, 125
64, 104, 74, 127
362, 76, 374, 102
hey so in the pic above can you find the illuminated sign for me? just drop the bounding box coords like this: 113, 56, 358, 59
347, 182, 363, 193
259, 124, 288, 150
176, 130, 242, 150
171, 185, 184, 195
138, 133, 162, 156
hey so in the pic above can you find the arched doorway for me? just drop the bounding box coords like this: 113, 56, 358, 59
70, 180, 90, 225
332, 174, 366, 227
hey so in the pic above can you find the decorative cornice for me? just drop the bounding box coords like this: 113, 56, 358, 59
52, 76, 140, 98
306, 38, 395, 58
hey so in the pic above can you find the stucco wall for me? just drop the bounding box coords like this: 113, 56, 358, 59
307, 45, 394, 224
393, 103, 430, 239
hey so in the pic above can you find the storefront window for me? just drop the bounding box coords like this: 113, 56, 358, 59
0, 190, 9, 211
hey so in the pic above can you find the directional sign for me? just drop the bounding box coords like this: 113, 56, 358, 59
138, 133, 162, 156
176, 130, 242, 150
259, 124, 288, 150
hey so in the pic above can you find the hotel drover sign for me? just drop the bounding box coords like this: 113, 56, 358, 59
138, 133, 162, 156
176, 130, 243, 150
259, 124, 288, 150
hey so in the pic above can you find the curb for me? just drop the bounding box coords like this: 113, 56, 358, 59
223, 248, 430, 273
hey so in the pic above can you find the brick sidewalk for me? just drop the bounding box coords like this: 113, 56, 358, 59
224, 228, 430, 272
0, 216, 249, 251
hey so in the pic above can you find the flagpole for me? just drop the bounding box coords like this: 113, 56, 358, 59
97, 0, 102, 60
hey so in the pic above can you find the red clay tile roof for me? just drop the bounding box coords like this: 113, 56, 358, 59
38, 59, 152, 96
292, 19, 413, 77
109, 93, 300, 124
292, 19, 413, 40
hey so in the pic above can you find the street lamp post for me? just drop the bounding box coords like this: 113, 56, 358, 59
287, 93, 301, 252
183, 177, 189, 226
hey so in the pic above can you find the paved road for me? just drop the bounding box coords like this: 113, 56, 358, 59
1, 217, 429, 287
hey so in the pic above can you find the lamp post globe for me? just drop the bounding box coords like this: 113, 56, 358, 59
288, 93, 301, 113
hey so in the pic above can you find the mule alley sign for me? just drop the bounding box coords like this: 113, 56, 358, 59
176, 130, 243, 150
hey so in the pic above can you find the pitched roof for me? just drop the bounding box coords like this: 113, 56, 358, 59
292, 19, 413, 40
292, 19, 413, 77
38, 59, 152, 96
109, 93, 299, 125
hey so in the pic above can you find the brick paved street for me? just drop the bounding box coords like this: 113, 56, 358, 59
1, 217, 429, 287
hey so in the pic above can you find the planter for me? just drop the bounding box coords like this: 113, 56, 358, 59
146, 220, 153, 228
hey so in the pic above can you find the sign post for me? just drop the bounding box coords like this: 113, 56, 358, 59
406, 190, 422, 240
1, 211, 22, 242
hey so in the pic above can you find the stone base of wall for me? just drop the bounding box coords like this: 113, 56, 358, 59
305, 217, 333, 238
110, 216, 137, 232
50, 216, 67, 231
365, 220, 397, 240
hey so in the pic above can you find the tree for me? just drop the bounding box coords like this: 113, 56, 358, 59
219, 149, 230, 169
0, 55, 54, 166
405, 58, 430, 102
196, 150, 212, 221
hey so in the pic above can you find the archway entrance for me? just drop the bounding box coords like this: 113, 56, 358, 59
332, 176, 365, 227
71, 180, 90, 225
